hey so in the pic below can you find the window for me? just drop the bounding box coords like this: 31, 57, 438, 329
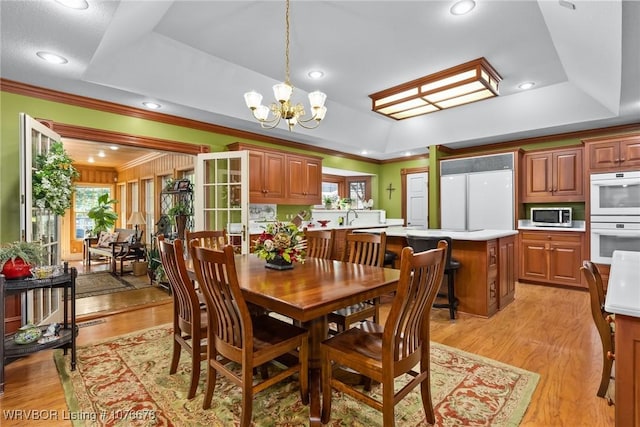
74, 186, 112, 239
321, 175, 372, 209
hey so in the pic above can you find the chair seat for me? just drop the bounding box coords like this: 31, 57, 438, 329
328, 302, 377, 334
252, 314, 308, 349
323, 326, 385, 368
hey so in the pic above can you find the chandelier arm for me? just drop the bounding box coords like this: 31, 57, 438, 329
295, 118, 322, 129
260, 118, 283, 130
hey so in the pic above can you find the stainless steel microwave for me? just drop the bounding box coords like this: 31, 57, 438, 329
531, 207, 572, 227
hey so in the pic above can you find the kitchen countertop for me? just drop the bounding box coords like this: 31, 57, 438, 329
518, 219, 586, 232
249, 220, 402, 235
354, 226, 518, 241
604, 250, 640, 318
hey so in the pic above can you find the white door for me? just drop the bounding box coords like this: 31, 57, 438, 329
19, 113, 62, 325
194, 151, 249, 254
406, 172, 428, 229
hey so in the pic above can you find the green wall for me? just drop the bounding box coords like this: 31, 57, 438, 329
0, 91, 385, 242
3, 89, 632, 242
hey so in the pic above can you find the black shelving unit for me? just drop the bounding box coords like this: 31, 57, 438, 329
160, 185, 194, 239
0, 263, 77, 394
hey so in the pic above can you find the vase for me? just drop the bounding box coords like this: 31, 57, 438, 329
265, 255, 294, 270
175, 215, 188, 240
1, 258, 34, 280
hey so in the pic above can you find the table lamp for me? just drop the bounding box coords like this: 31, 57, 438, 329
127, 212, 146, 243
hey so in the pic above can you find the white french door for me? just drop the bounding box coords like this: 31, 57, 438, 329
194, 151, 249, 254
19, 113, 63, 324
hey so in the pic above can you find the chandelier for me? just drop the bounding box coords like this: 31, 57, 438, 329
243, 0, 327, 131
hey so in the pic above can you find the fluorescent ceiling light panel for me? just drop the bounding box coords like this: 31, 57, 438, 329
369, 57, 501, 120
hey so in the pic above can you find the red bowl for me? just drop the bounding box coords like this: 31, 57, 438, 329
317, 220, 331, 227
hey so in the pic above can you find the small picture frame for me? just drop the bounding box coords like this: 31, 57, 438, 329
173, 179, 191, 192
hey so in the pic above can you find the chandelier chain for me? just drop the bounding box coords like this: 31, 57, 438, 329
284, 0, 291, 86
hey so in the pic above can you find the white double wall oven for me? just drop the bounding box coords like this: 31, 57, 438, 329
590, 171, 640, 264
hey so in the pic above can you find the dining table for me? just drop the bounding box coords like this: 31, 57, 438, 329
191, 254, 400, 426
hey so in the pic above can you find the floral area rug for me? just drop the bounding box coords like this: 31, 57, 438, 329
54, 325, 539, 426
75, 272, 152, 298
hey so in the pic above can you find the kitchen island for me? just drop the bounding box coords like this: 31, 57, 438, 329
604, 250, 640, 427
356, 226, 519, 317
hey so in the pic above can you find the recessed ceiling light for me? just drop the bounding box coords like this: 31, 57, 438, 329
142, 102, 161, 109
36, 51, 68, 64
87, 157, 95, 163
361, 150, 368, 155
308, 70, 325, 79
109, 145, 119, 150
450, 0, 476, 15
518, 82, 535, 90
97, 150, 106, 158
55, 0, 89, 10
405, 152, 412, 156
559, 0, 576, 11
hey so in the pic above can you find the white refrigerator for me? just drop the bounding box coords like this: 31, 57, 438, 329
440, 169, 514, 231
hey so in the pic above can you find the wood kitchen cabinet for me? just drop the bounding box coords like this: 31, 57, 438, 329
247, 149, 286, 203
286, 154, 322, 205
499, 235, 516, 308
228, 142, 322, 205
585, 134, 640, 172
519, 230, 585, 288
522, 147, 584, 202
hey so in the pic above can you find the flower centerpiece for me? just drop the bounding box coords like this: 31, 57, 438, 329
253, 222, 306, 270
32, 141, 79, 216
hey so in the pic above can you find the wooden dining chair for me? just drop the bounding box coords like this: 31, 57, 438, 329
581, 260, 615, 403
406, 235, 461, 319
186, 229, 227, 250
189, 242, 309, 425
328, 231, 387, 333
321, 242, 447, 426
157, 235, 207, 399
304, 228, 335, 259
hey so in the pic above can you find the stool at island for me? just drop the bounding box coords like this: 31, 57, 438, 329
0, 262, 77, 394
406, 235, 461, 319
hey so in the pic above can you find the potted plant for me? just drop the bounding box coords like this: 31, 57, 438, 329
32, 141, 79, 216
168, 201, 191, 240
323, 195, 335, 209
0, 241, 46, 279
146, 245, 166, 284
87, 193, 118, 235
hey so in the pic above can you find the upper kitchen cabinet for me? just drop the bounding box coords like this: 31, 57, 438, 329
227, 142, 322, 205
522, 147, 584, 202
585, 134, 640, 172
248, 149, 286, 203
286, 154, 322, 205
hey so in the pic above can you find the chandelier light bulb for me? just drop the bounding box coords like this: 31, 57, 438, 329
244, 91, 263, 109
273, 83, 293, 103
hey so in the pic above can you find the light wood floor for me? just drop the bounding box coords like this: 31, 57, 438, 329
0, 278, 615, 426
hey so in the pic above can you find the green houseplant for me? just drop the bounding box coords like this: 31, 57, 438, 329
87, 193, 118, 235
32, 141, 79, 216
0, 241, 46, 279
